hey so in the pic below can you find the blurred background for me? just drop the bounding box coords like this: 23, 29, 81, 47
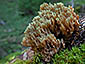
0, 0, 85, 60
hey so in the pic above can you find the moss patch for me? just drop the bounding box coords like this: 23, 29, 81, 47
0, 43, 84, 64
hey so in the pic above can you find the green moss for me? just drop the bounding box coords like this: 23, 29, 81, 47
0, 52, 21, 64
52, 43, 85, 64
0, 43, 85, 64
9, 58, 32, 64
31, 43, 85, 64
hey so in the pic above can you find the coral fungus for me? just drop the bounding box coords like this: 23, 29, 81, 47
21, 2, 82, 62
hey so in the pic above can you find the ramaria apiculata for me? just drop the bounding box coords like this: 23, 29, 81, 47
21, 2, 83, 62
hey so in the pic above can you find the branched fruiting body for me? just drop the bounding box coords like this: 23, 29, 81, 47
22, 3, 80, 62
